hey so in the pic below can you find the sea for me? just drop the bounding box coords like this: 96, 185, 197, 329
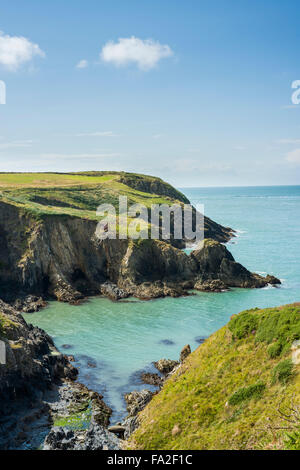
25, 185, 300, 422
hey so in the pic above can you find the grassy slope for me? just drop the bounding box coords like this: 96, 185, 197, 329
0, 172, 186, 220
128, 304, 300, 450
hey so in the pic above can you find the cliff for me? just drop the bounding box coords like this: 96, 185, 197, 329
127, 303, 300, 450
0, 172, 277, 304
0, 299, 120, 450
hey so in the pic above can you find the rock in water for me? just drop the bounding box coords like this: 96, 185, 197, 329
192, 239, 276, 289
124, 390, 154, 417
141, 372, 163, 387
180, 345, 191, 362
154, 359, 179, 375
100, 282, 129, 301
265, 274, 281, 285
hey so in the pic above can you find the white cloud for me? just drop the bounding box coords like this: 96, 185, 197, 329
75, 131, 119, 137
0, 31, 45, 71
76, 59, 88, 69
100, 36, 173, 70
286, 148, 300, 164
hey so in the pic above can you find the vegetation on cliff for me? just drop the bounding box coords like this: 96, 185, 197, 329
128, 303, 300, 450
0, 172, 190, 220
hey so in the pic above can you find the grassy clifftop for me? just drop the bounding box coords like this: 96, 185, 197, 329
128, 304, 300, 450
0, 171, 188, 220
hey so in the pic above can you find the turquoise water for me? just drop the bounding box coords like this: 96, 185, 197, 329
25, 186, 300, 422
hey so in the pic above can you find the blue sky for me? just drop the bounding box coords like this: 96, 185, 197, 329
1, 0, 300, 186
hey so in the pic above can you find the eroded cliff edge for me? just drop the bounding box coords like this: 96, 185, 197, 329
0, 299, 120, 450
0, 202, 279, 304
0, 172, 279, 304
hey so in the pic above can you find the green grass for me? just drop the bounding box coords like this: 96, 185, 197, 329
128, 304, 300, 450
228, 382, 266, 406
271, 360, 294, 385
0, 172, 186, 222
0, 312, 18, 339
0, 172, 117, 187
53, 405, 92, 430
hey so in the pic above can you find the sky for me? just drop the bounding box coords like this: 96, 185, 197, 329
1, 0, 300, 187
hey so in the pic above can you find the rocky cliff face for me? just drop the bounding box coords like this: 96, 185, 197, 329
0, 198, 279, 303
0, 299, 118, 450
0, 299, 77, 448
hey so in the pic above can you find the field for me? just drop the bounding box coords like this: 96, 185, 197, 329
0, 172, 185, 221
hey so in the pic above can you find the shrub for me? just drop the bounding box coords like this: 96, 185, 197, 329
228, 382, 266, 406
271, 359, 294, 385
255, 307, 300, 354
228, 310, 259, 340
284, 430, 300, 450
267, 342, 282, 358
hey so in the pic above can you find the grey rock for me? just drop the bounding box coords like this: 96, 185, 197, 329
124, 390, 154, 417
154, 358, 179, 375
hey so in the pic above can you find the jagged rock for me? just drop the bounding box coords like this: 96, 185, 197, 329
52, 278, 84, 303
141, 372, 163, 387
43, 427, 76, 450
192, 239, 276, 289
180, 345, 191, 362
124, 390, 154, 417
0, 300, 79, 449
122, 416, 140, 440
154, 359, 179, 375
100, 282, 129, 301
43, 424, 120, 450
194, 279, 228, 292
265, 274, 281, 285
13, 295, 47, 313
83, 424, 120, 450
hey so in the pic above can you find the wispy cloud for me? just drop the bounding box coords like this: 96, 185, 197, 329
153, 134, 164, 140
76, 59, 88, 69
276, 139, 300, 144
41, 152, 122, 160
0, 31, 45, 71
285, 148, 300, 164
75, 131, 119, 137
100, 36, 173, 70
0, 139, 34, 149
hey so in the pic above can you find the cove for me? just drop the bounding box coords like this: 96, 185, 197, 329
25, 185, 300, 422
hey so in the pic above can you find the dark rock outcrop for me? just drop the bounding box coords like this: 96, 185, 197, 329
141, 372, 164, 387
44, 424, 120, 450
0, 300, 79, 449
180, 344, 191, 362
100, 281, 130, 301
124, 390, 154, 417
121, 390, 155, 440
192, 239, 281, 290
154, 358, 179, 375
